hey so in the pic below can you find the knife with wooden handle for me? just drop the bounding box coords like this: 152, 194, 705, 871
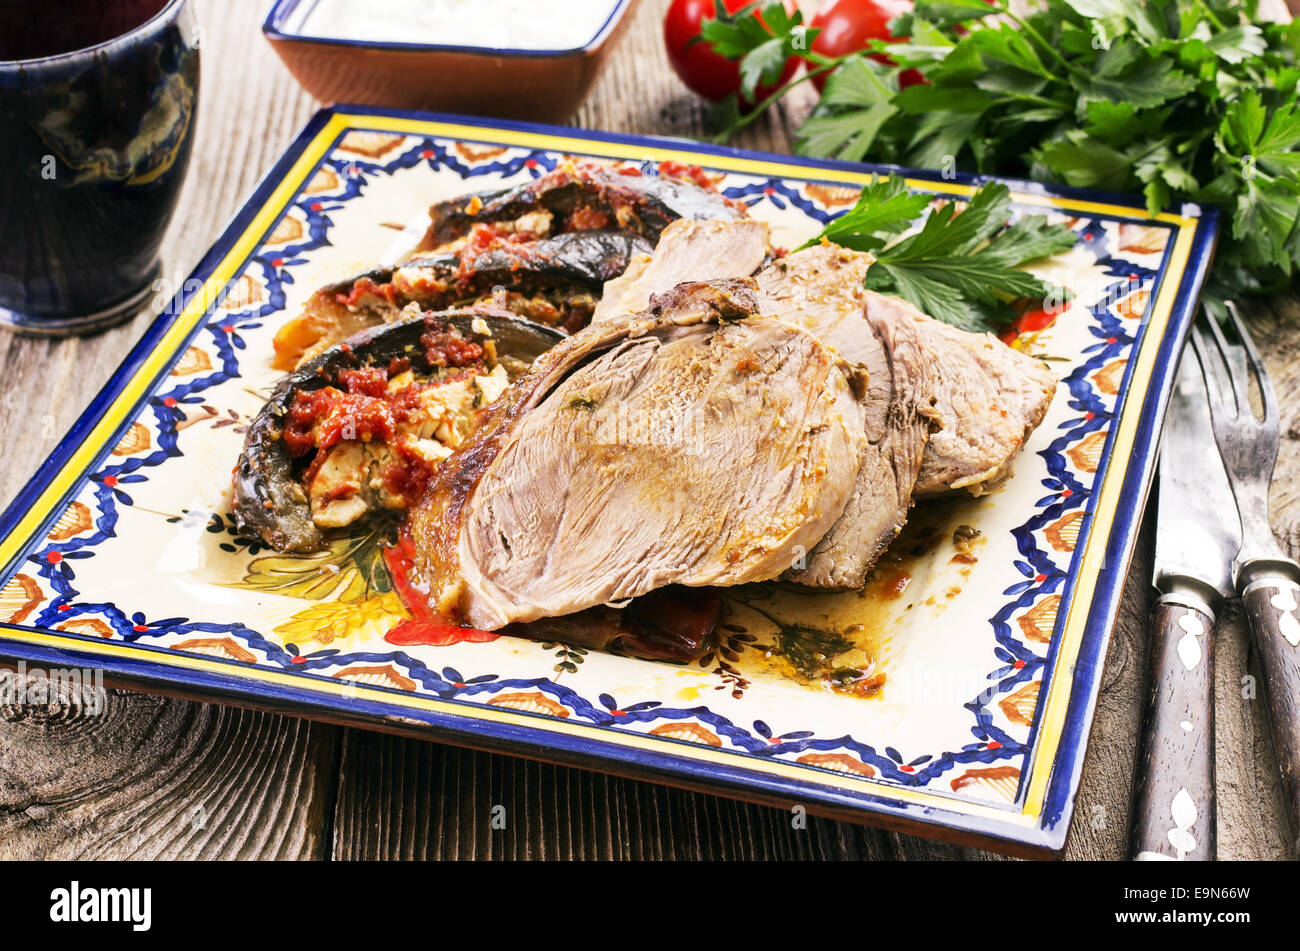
1129, 349, 1237, 861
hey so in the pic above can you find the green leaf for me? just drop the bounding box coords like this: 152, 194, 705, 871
907, 17, 956, 52
796, 109, 895, 161
1033, 135, 1135, 191
1083, 100, 1145, 147
1143, 178, 1170, 217
926, 37, 987, 85
1094, 38, 1143, 78
1205, 24, 1267, 64
820, 54, 897, 110
698, 1, 769, 58
794, 58, 899, 161
698, 0, 812, 99
1285, 18, 1300, 58
865, 261, 988, 330
1222, 88, 1266, 153
968, 27, 1055, 80
1234, 179, 1300, 271
1255, 101, 1300, 175
1063, 0, 1166, 44
981, 213, 1081, 265
880, 182, 1015, 260
739, 36, 792, 95
808, 176, 932, 251
905, 110, 983, 169
727, 2, 812, 98
1078, 53, 1196, 108
910, 0, 1001, 28
894, 84, 993, 115
812, 176, 1076, 333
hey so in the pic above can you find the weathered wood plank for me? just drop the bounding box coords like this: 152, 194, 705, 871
0, 690, 338, 860
330, 728, 990, 860
0, 0, 333, 861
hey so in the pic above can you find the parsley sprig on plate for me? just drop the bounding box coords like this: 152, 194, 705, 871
706, 0, 1300, 313
809, 176, 1076, 332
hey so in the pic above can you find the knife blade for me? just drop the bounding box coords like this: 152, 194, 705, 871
1152, 352, 1241, 604
1130, 343, 1241, 861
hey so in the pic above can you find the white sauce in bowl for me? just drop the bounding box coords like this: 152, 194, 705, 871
285, 0, 623, 52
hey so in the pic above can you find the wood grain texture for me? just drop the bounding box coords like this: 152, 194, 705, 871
0, 0, 1294, 860
0, 684, 339, 859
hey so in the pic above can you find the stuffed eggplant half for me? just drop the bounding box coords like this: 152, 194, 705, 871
271, 230, 652, 370
236, 309, 564, 554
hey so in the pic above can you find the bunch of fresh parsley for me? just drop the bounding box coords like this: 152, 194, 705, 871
808, 175, 1077, 331
705, 0, 1300, 312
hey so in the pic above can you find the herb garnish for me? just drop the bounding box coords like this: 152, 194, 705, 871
809, 175, 1077, 332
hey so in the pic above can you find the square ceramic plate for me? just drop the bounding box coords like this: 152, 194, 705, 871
0, 106, 1217, 856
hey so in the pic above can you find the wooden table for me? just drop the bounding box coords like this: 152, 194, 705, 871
0, 0, 1294, 860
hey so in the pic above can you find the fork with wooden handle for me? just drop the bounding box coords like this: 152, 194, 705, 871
1193, 302, 1300, 858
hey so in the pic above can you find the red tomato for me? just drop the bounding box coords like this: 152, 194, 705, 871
808, 0, 924, 92
664, 0, 801, 104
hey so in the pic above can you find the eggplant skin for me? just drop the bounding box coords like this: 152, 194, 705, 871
272, 230, 652, 371
315, 229, 651, 307
458, 229, 653, 286
234, 311, 565, 553
421, 164, 743, 249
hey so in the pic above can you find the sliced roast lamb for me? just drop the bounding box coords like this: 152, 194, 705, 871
592, 218, 772, 323
862, 290, 1057, 495
751, 245, 1056, 497
590, 227, 1057, 500
753, 244, 938, 587
407, 279, 867, 630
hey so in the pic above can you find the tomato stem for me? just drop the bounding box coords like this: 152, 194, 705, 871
711, 60, 842, 143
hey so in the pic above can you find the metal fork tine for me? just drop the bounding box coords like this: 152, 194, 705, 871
1224, 299, 1278, 425
1191, 322, 1234, 422
1203, 308, 1251, 418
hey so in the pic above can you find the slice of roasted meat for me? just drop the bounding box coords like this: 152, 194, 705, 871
272, 229, 650, 370
864, 290, 1058, 496
592, 217, 772, 323
407, 279, 867, 630
384, 531, 722, 663
753, 245, 939, 588
753, 244, 1056, 498
418, 160, 746, 251
235, 311, 564, 553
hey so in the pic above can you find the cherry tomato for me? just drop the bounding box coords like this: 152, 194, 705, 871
664, 0, 801, 104
807, 0, 925, 93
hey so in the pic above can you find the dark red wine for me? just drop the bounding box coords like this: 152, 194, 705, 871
0, 1, 170, 62
0, 0, 198, 331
